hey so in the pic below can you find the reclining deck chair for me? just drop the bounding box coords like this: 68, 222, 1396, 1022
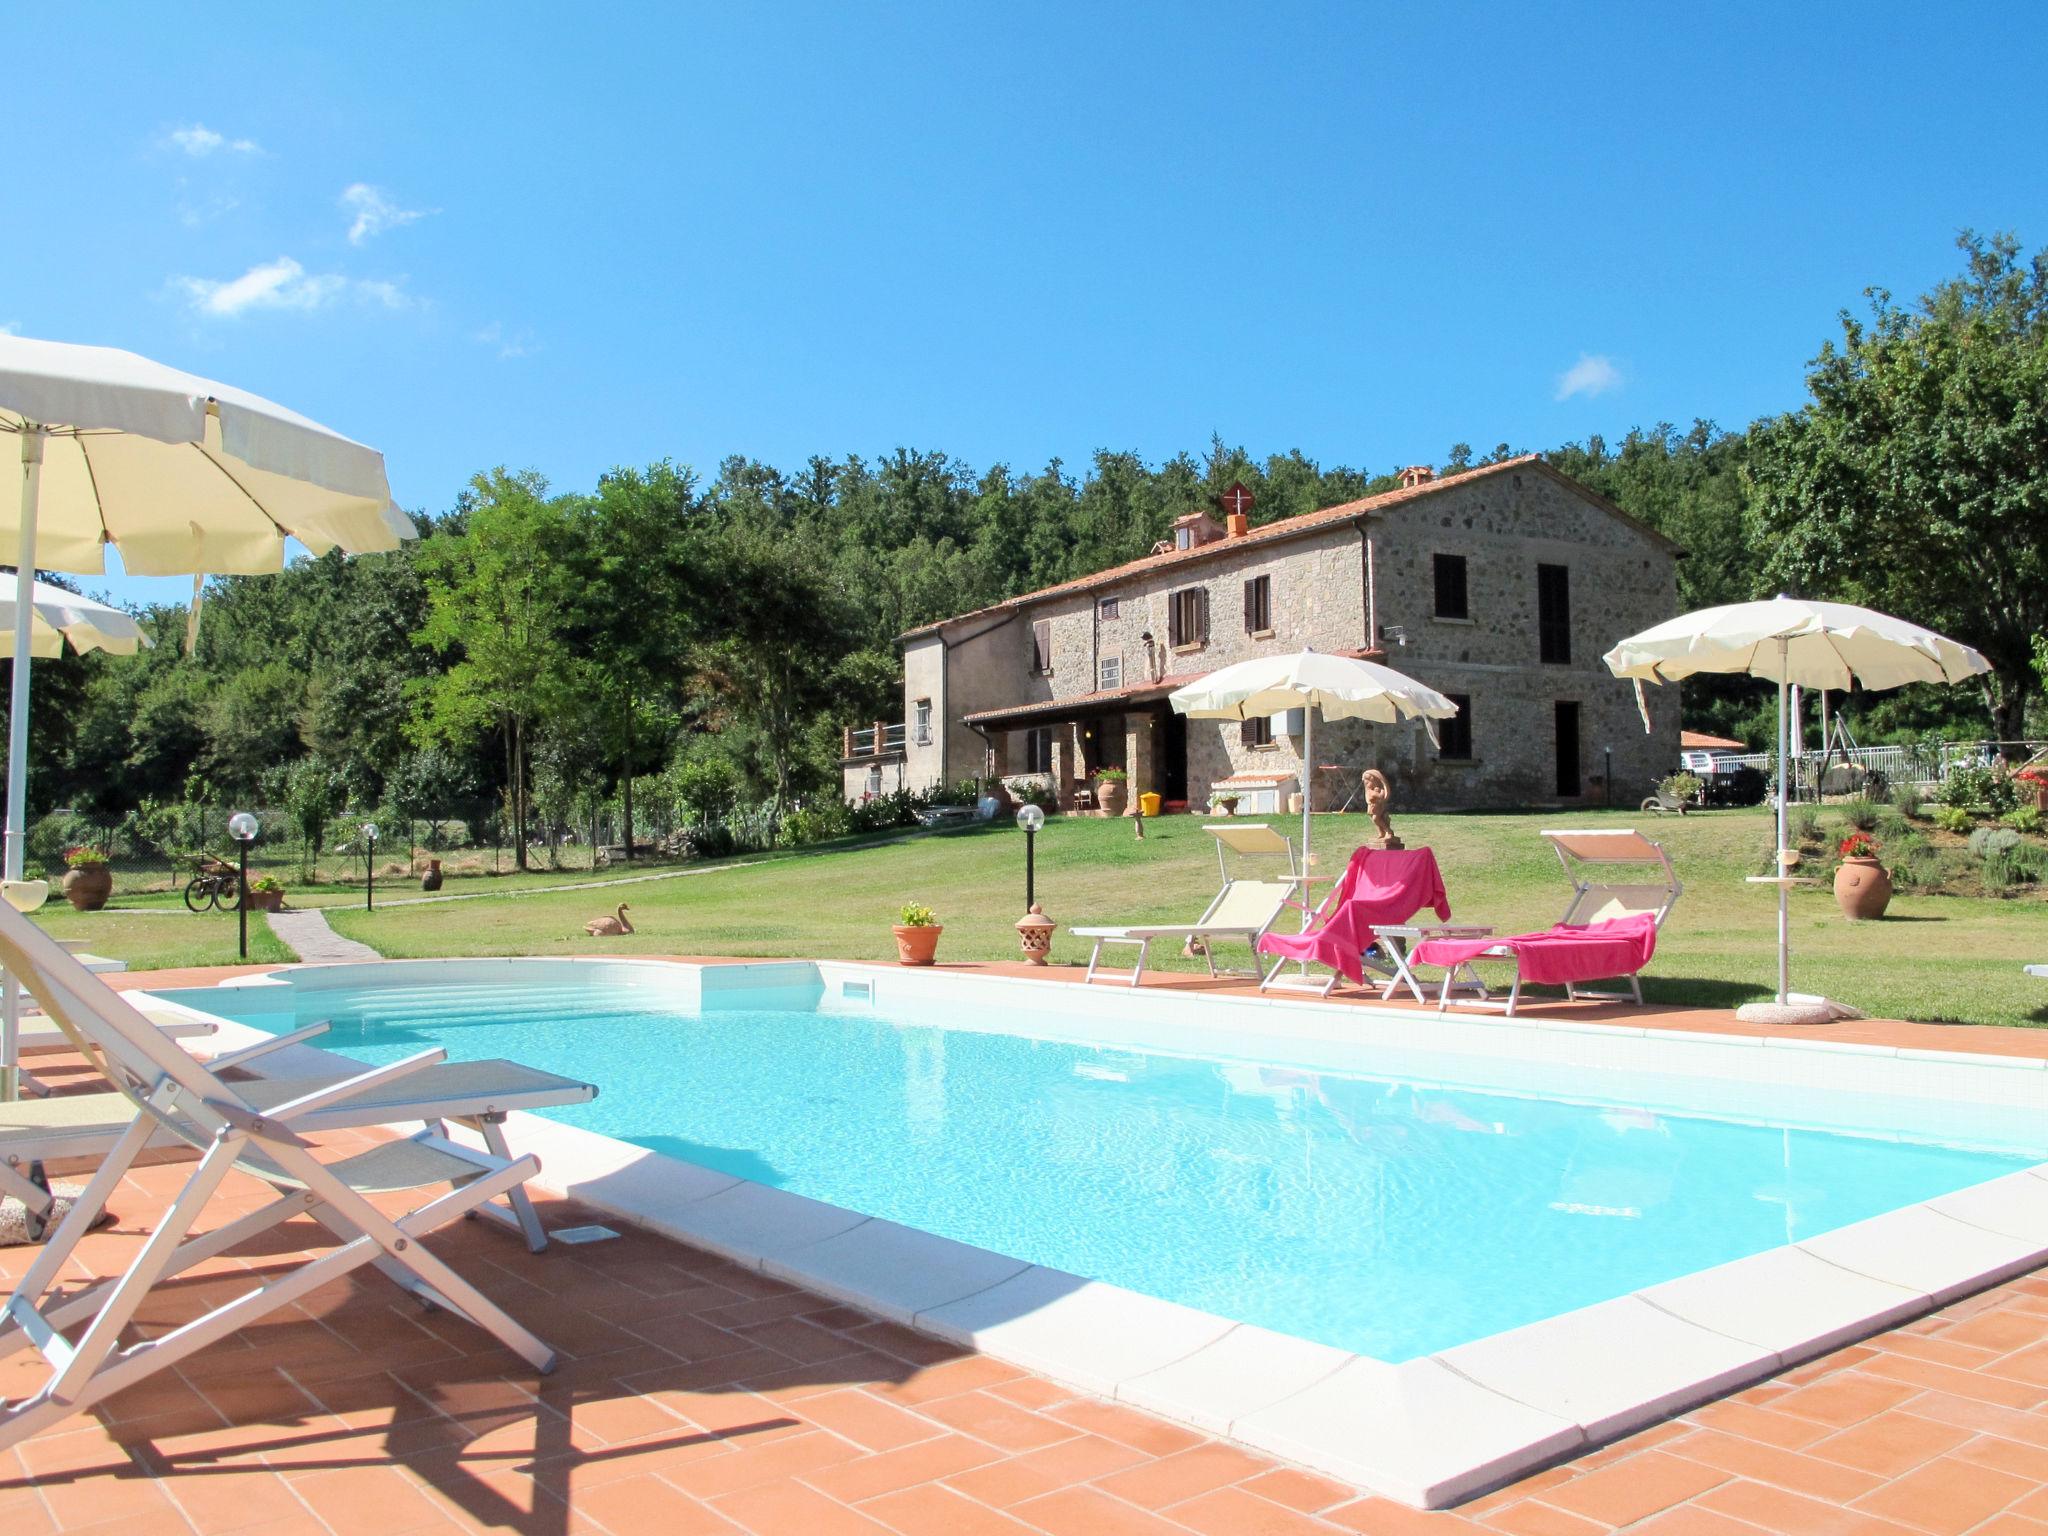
1072, 823, 1302, 986
1255, 845, 1453, 998
1412, 828, 1682, 1016
0, 904, 571, 1451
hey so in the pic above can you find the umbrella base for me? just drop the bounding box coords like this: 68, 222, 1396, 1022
1736, 994, 1864, 1027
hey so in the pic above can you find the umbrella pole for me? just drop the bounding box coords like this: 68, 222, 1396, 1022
1775, 640, 1790, 1006
1300, 706, 1314, 931
3, 427, 42, 1101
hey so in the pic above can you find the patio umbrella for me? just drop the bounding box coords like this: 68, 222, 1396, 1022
0, 578, 149, 659
1168, 649, 1459, 883
1603, 596, 1989, 1023
1, 334, 414, 1096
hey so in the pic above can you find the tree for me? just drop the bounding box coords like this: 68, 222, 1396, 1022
409, 470, 577, 869
1749, 232, 2048, 744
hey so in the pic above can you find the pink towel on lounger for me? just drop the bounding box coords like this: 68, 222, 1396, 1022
1413, 913, 1659, 986
1255, 847, 1452, 985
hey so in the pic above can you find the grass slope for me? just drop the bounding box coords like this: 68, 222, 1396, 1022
31, 904, 295, 970
308, 807, 2048, 1030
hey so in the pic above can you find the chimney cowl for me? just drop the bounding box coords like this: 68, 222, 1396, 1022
1398, 464, 1435, 488
1225, 510, 1249, 539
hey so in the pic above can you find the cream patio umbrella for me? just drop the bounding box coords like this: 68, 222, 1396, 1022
0, 578, 150, 660
1, 334, 414, 1096
1168, 649, 1459, 883
1604, 596, 1989, 1023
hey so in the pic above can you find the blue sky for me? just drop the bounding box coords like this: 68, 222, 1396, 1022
7, 3, 2044, 612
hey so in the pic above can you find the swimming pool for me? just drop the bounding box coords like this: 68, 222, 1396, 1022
147, 959, 2048, 1365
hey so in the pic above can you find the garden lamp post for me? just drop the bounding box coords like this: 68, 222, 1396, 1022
228, 812, 260, 961
361, 823, 379, 912
1016, 803, 1044, 908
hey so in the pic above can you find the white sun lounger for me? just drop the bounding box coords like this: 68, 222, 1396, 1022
1071, 823, 1303, 987
0, 902, 578, 1451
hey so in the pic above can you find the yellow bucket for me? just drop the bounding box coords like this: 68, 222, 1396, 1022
1138, 791, 1162, 817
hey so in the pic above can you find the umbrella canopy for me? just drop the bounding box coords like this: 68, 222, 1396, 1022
1169, 649, 1459, 886
0, 578, 149, 659
1, 336, 415, 1098
1603, 596, 1989, 692
1604, 597, 1990, 1020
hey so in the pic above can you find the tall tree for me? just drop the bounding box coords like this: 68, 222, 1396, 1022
1749, 232, 2048, 744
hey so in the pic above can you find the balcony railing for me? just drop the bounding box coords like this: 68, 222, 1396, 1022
842, 721, 909, 758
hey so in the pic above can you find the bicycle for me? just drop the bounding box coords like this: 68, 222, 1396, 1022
183, 856, 242, 913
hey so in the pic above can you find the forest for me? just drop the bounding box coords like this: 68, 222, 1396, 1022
14, 235, 2047, 873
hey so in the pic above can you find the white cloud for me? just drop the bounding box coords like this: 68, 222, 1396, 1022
1555, 353, 1623, 401
340, 183, 435, 245
167, 123, 261, 157
474, 320, 536, 359
172, 257, 414, 319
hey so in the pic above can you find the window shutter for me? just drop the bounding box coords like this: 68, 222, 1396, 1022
1244, 578, 1256, 633
1198, 588, 1210, 643
1032, 619, 1052, 674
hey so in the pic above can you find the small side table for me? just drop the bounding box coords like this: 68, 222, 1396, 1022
1371, 923, 1496, 1004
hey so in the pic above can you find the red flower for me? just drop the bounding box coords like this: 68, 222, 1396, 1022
1838, 832, 1879, 859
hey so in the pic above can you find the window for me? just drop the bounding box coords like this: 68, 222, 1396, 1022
1241, 715, 1274, 749
1098, 595, 1119, 619
913, 699, 932, 746
1022, 727, 1054, 774
1433, 554, 1469, 620
1437, 693, 1473, 760
1537, 563, 1571, 664
864, 764, 882, 797
1098, 653, 1122, 691
1243, 574, 1272, 635
1168, 587, 1208, 648
1031, 618, 1053, 675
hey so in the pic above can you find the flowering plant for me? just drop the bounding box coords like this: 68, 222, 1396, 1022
897, 902, 939, 927
2017, 765, 2048, 787
63, 846, 109, 869
1838, 832, 1879, 859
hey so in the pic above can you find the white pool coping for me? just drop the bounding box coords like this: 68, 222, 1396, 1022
144, 957, 2048, 1510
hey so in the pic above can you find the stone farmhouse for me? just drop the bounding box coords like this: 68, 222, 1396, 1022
840, 455, 1683, 815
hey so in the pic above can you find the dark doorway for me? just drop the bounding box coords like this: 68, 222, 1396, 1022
1554, 701, 1582, 797
1160, 710, 1189, 803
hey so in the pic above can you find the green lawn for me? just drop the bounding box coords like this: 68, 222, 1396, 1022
289, 807, 2048, 1031
29, 903, 295, 970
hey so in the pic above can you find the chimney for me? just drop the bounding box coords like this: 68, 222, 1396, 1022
1398, 464, 1435, 489
1226, 510, 1249, 539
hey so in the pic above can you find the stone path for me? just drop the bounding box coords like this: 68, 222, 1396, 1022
264, 906, 381, 963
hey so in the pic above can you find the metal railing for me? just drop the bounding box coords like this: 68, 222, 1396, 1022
1711, 739, 2046, 791
842, 721, 908, 758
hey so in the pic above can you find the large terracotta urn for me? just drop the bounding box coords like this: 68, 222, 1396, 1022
61, 865, 113, 912
1097, 779, 1126, 816
1834, 856, 1892, 921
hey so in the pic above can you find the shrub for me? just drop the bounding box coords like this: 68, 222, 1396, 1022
2000, 803, 2044, 835
1839, 797, 1881, 832
1005, 778, 1058, 811
1889, 838, 1944, 893
1718, 765, 1768, 807
780, 801, 851, 847
1932, 805, 1974, 835
1940, 761, 2021, 816
1982, 854, 2016, 897
1786, 805, 1822, 845
1862, 767, 1890, 802
897, 902, 938, 927
1967, 826, 2023, 860
2009, 842, 2048, 883
1889, 780, 1924, 818
1875, 809, 1913, 843
1659, 771, 1703, 802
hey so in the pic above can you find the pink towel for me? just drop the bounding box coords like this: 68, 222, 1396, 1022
1256, 847, 1453, 984
1413, 913, 1659, 986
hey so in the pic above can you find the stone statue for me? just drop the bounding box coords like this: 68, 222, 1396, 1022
1361, 769, 1403, 850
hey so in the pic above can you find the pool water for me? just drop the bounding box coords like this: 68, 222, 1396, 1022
151, 973, 2046, 1362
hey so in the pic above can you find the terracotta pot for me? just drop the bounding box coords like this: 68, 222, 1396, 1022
244, 887, 285, 913
892, 923, 943, 966
61, 865, 112, 912
1834, 856, 1892, 921
1097, 781, 1126, 816
421, 857, 444, 892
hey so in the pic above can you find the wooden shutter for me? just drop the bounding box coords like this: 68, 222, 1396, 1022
1032, 619, 1052, 674
1197, 588, 1210, 643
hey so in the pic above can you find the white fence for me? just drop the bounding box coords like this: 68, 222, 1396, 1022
1711, 740, 2045, 794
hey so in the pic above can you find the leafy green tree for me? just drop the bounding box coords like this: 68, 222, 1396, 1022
410, 469, 577, 869
279, 757, 346, 880
1749, 232, 2048, 745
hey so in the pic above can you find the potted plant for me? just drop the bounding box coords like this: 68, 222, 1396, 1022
1833, 831, 1892, 920
245, 875, 286, 913
1213, 794, 1241, 817
60, 847, 114, 912
892, 902, 943, 966
1095, 767, 1129, 816
2019, 765, 2048, 814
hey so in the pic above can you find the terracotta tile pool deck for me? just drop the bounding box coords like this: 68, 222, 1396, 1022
3, 960, 2045, 1534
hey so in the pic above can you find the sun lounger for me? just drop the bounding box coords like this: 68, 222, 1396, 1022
0, 902, 578, 1450
2028, 965, 2048, 979
1255, 845, 1456, 999
1072, 823, 1302, 986
1411, 828, 1681, 1016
